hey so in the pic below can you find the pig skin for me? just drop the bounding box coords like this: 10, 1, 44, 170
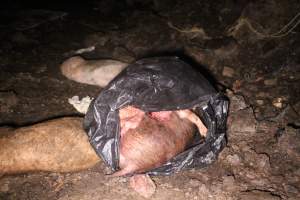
0, 117, 100, 174
60, 56, 128, 87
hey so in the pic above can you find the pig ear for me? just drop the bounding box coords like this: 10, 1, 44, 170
176, 110, 207, 138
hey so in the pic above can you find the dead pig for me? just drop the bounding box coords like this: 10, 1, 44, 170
0, 106, 206, 198
0, 57, 208, 176
0, 107, 206, 175
0, 56, 212, 198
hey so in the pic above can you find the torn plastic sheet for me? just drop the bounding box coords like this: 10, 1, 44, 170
83, 56, 229, 175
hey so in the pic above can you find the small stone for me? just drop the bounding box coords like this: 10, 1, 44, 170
228, 108, 256, 134
273, 102, 282, 108
284, 184, 299, 194
289, 75, 295, 80
117, 177, 127, 183
294, 168, 300, 176
256, 99, 264, 105
226, 154, 241, 166
264, 79, 277, 86
129, 174, 156, 198
84, 33, 108, 46
222, 175, 235, 183
232, 80, 243, 92
198, 184, 210, 197
68, 96, 93, 114
278, 126, 300, 161
0, 182, 9, 192
222, 176, 236, 190
189, 179, 201, 187
227, 92, 248, 112
257, 154, 270, 170
185, 192, 191, 197
272, 97, 284, 108
222, 66, 235, 77
256, 92, 268, 98
0, 91, 18, 112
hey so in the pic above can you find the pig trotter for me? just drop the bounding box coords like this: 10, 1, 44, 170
176, 110, 207, 137
129, 174, 156, 198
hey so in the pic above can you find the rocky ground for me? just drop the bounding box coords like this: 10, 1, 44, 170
0, 0, 299, 199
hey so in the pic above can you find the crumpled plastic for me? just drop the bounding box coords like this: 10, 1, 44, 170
83, 56, 229, 175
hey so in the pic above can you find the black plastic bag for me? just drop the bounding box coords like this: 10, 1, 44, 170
83, 56, 229, 175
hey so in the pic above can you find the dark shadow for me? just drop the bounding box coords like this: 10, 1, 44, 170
0, 113, 84, 128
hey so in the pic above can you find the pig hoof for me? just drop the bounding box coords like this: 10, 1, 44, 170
129, 174, 156, 198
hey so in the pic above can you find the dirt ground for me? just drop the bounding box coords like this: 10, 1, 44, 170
0, 0, 300, 199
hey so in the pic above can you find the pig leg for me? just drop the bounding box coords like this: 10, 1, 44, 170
60, 56, 128, 87
150, 109, 207, 137
176, 110, 207, 137
129, 174, 156, 198
0, 117, 100, 175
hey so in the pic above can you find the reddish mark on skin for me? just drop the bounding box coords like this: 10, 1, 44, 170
119, 107, 175, 136
149, 111, 172, 121
119, 106, 207, 137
